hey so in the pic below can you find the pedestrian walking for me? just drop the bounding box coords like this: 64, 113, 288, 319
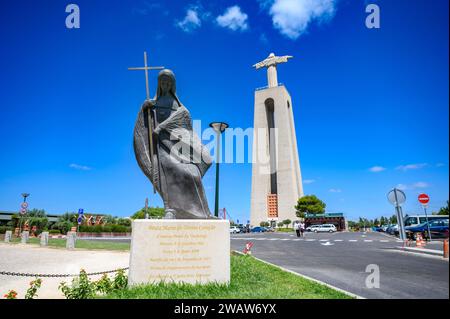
294, 222, 300, 237
300, 222, 305, 237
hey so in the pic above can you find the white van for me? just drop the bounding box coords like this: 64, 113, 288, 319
312, 224, 337, 233
404, 215, 448, 227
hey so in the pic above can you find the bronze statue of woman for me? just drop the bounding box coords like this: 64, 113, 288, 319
133, 69, 214, 219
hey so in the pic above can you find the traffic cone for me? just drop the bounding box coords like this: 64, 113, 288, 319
416, 233, 426, 248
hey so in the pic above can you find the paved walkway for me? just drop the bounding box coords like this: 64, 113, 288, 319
0, 244, 129, 299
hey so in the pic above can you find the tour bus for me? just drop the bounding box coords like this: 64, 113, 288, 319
404, 215, 448, 227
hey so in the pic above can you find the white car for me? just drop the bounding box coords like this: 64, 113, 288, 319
312, 224, 337, 233
229, 226, 241, 234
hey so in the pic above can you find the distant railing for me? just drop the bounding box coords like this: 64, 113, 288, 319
255, 83, 284, 91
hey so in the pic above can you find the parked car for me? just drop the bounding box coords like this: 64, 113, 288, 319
381, 225, 389, 232
405, 219, 449, 240
229, 226, 241, 234
386, 224, 399, 236
311, 224, 337, 233
264, 226, 275, 232
238, 225, 250, 233
306, 225, 320, 232
251, 226, 266, 233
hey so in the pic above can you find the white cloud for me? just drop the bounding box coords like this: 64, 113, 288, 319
412, 182, 429, 189
176, 8, 202, 32
396, 182, 429, 190
69, 163, 92, 171
303, 179, 315, 184
329, 188, 341, 193
216, 6, 249, 31
264, 0, 337, 39
369, 166, 386, 173
396, 163, 428, 171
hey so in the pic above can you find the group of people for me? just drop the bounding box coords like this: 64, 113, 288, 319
294, 221, 306, 237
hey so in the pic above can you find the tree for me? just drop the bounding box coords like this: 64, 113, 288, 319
277, 222, 284, 228
282, 219, 292, 228
116, 218, 131, 227
294, 195, 326, 218
436, 201, 449, 216
389, 214, 398, 224
26, 209, 46, 218
131, 207, 165, 219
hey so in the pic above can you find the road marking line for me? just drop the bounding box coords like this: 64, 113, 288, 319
364, 240, 373, 242
349, 240, 358, 242
293, 239, 302, 241
334, 239, 343, 242
306, 239, 316, 241
269, 238, 279, 240
281, 239, 289, 241
320, 239, 330, 241
380, 240, 389, 242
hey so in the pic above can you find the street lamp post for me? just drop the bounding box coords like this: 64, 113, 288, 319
209, 122, 229, 218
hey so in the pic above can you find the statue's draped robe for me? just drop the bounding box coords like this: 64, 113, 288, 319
134, 103, 213, 219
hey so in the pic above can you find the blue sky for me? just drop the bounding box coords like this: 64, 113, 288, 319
0, 0, 448, 223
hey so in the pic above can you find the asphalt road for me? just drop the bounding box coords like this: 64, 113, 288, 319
231, 231, 449, 299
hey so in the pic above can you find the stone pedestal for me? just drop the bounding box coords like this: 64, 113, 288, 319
21, 231, 29, 244
40, 232, 49, 246
66, 232, 76, 249
128, 219, 230, 286
4, 231, 12, 243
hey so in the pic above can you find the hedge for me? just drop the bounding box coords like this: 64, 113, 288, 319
0, 226, 13, 234
78, 225, 131, 233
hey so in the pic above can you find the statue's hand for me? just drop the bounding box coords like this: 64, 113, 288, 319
153, 125, 161, 136
142, 99, 156, 112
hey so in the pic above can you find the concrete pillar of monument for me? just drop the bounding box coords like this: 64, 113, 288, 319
250, 53, 304, 227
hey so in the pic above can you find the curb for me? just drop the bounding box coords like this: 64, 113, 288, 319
232, 250, 365, 299
397, 246, 444, 257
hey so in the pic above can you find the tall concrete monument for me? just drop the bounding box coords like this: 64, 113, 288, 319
250, 53, 304, 227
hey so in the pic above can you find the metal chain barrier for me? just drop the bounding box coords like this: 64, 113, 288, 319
0, 267, 129, 278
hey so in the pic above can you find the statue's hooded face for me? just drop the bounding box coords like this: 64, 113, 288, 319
157, 69, 176, 98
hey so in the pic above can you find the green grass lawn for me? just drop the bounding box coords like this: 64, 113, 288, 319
276, 228, 294, 232
104, 254, 353, 299
5, 237, 130, 251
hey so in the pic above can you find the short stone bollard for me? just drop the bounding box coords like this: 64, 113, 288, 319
4, 231, 12, 243
21, 231, 29, 244
66, 231, 77, 250
40, 232, 49, 247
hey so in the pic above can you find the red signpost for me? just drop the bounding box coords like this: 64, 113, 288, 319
418, 193, 430, 205
418, 193, 432, 241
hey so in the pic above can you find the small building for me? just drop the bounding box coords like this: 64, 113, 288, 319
0, 211, 60, 226
304, 212, 346, 231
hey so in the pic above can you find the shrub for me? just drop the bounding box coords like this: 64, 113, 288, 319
4, 290, 18, 299
78, 225, 130, 233
112, 269, 127, 290
59, 269, 96, 299
52, 221, 75, 234
0, 226, 13, 234
95, 274, 112, 295
25, 278, 42, 299
48, 229, 61, 234
59, 269, 128, 299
